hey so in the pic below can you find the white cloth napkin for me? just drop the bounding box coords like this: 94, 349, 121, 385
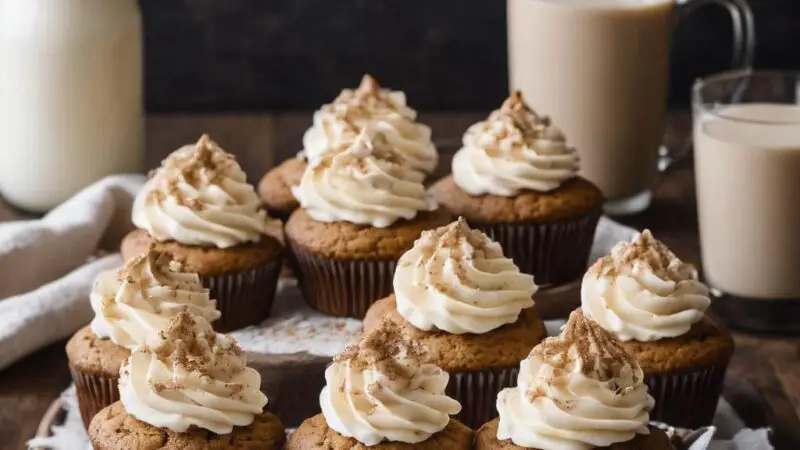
0, 175, 145, 371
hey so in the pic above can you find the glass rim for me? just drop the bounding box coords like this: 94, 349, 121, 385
693, 68, 800, 125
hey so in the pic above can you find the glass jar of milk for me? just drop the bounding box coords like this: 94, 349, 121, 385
0, 0, 143, 213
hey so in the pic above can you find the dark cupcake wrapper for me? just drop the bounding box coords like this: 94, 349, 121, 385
287, 237, 396, 318
265, 208, 294, 224
70, 365, 119, 431
471, 211, 601, 289
205, 256, 284, 332
447, 367, 519, 429
646, 359, 730, 429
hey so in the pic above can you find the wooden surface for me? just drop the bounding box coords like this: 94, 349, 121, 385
1, 112, 799, 449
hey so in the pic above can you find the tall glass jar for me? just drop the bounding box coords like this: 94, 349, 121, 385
0, 0, 143, 213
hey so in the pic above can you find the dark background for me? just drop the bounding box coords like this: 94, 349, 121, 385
141, 0, 799, 112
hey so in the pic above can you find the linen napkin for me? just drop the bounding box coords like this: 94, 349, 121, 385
0, 175, 145, 371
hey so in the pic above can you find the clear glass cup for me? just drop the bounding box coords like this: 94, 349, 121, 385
508, 0, 755, 215
693, 70, 800, 334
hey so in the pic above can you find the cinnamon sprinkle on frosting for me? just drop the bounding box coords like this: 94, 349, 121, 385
150, 312, 244, 384
311, 129, 407, 176
335, 318, 427, 380
357, 73, 381, 94
589, 230, 698, 282
475, 91, 567, 157
531, 309, 639, 382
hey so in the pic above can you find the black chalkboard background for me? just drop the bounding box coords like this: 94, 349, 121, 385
141, 0, 799, 112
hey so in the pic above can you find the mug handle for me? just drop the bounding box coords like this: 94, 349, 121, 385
658, 0, 755, 172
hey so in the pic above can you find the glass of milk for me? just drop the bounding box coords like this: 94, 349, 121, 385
694, 70, 800, 334
0, 0, 143, 213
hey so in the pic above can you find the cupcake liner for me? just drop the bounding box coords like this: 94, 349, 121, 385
472, 211, 601, 288
70, 365, 119, 430
447, 367, 519, 429
646, 360, 730, 429
287, 238, 396, 318
205, 257, 284, 332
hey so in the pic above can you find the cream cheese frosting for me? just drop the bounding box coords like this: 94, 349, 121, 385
119, 312, 267, 435
320, 319, 461, 446
133, 134, 269, 248
496, 309, 654, 449
582, 230, 711, 342
394, 218, 537, 334
292, 125, 436, 228
452, 91, 580, 196
90, 249, 220, 349
301, 74, 438, 174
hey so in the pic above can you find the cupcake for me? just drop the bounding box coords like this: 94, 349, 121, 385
88, 312, 285, 449
122, 134, 284, 331
431, 91, 603, 288
285, 125, 452, 318
258, 156, 307, 222
581, 230, 734, 428
363, 218, 547, 428
66, 248, 221, 429
258, 74, 439, 219
475, 310, 675, 450
285, 318, 472, 449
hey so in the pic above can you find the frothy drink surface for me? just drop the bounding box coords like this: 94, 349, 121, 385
695, 104, 800, 299
508, 0, 674, 200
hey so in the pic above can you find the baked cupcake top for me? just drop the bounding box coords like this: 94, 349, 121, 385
394, 218, 537, 334
302, 74, 438, 174
582, 230, 711, 342
320, 319, 462, 446
119, 312, 267, 435
90, 248, 220, 349
292, 125, 436, 228
496, 310, 654, 449
133, 134, 270, 248
452, 91, 579, 197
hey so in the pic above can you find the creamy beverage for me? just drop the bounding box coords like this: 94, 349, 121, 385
508, 0, 753, 214
508, 0, 674, 203
695, 103, 800, 299
0, 0, 143, 212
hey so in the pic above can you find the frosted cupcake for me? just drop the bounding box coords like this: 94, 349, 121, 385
431, 91, 603, 288
88, 312, 285, 449
259, 74, 439, 219
475, 310, 675, 450
285, 319, 472, 449
285, 126, 451, 318
582, 230, 734, 428
122, 134, 284, 331
66, 248, 220, 429
363, 218, 547, 427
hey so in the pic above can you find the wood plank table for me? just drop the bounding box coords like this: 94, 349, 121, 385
1, 112, 798, 450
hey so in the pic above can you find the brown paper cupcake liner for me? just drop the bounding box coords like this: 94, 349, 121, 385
205, 256, 284, 332
287, 238, 396, 318
646, 360, 729, 429
70, 365, 119, 430
471, 211, 601, 288
447, 367, 519, 429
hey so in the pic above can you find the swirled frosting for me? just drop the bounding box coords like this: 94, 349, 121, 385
497, 310, 654, 449
582, 230, 711, 342
133, 134, 269, 248
301, 74, 438, 174
320, 319, 461, 446
90, 249, 220, 349
292, 126, 436, 227
452, 91, 580, 196
394, 218, 537, 334
119, 312, 267, 435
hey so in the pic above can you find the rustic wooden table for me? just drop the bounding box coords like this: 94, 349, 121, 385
0, 113, 798, 450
